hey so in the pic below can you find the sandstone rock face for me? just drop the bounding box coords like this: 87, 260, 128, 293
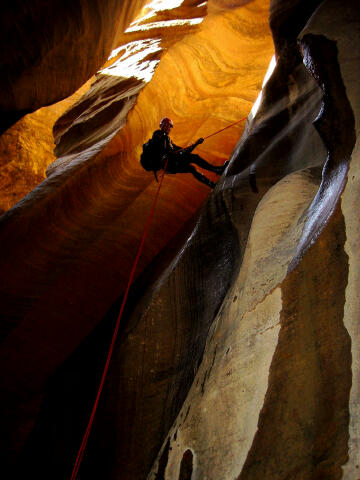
0, 1, 273, 478
0, 0, 147, 132
0, 79, 92, 214
0, 0, 148, 213
0, 0, 359, 479
147, 1, 360, 479
48, 0, 209, 175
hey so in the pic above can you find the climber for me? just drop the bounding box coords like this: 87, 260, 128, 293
140, 117, 229, 188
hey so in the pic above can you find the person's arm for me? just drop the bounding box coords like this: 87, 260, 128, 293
183, 137, 204, 153
171, 137, 204, 153
171, 140, 182, 151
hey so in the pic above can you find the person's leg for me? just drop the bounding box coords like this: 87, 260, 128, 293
166, 154, 216, 188
186, 153, 228, 174
186, 164, 216, 188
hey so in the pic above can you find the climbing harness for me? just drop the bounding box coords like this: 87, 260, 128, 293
70, 116, 247, 479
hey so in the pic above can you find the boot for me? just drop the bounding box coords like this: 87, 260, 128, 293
212, 160, 229, 175
202, 177, 216, 189
193, 170, 216, 188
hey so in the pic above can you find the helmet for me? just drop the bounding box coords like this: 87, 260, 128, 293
159, 117, 173, 130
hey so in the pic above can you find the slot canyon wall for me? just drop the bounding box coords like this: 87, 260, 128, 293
0, 0, 359, 479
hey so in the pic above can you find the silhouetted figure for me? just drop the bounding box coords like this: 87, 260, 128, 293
142, 117, 228, 188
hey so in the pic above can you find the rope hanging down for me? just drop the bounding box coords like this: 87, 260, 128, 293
70, 116, 246, 479
70, 160, 169, 480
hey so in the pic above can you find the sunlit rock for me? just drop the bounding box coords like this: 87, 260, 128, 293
0, 79, 92, 214
0, 0, 148, 212
48, 0, 208, 175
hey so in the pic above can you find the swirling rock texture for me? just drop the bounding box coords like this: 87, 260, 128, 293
0, 1, 359, 480
0, 79, 93, 214
0, 0, 148, 214
0, 0, 148, 129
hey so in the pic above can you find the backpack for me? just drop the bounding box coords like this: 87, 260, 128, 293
140, 137, 164, 179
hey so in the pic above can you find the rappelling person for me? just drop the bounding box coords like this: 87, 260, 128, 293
140, 117, 229, 188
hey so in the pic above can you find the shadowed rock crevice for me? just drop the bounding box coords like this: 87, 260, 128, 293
269, 0, 323, 59
232, 52, 324, 195
179, 449, 194, 480
290, 34, 357, 263
155, 438, 171, 480
242, 0, 324, 190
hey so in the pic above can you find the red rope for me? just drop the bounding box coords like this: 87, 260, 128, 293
70, 157, 169, 480
69, 115, 247, 479
203, 116, 247, 140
